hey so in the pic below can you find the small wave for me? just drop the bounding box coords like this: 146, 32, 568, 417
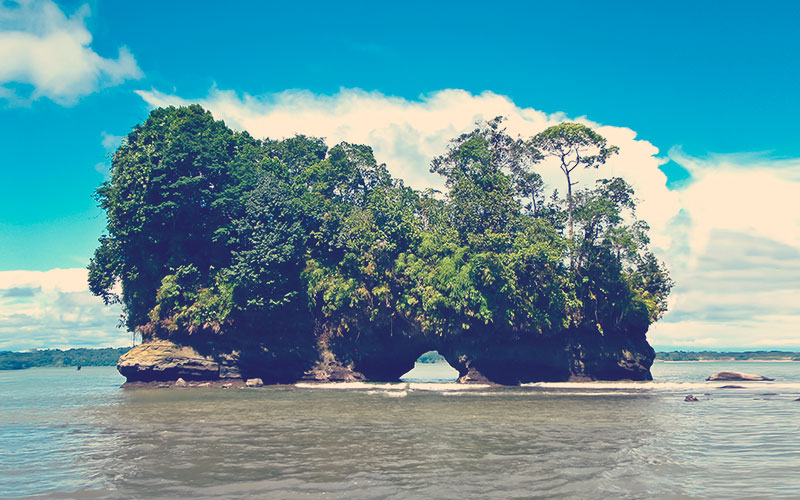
294, 382, 407, 390
293, 381, 491, 391
521, 381, 800, 393
441, 390, 644, 397
407, 382, 490, 391
365, 390, 408, 398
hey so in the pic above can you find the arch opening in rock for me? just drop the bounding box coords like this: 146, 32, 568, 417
400, 351, 459, 382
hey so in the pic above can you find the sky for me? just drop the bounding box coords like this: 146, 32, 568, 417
1, 0, 799, 351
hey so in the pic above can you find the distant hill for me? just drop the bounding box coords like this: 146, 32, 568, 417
656, 350, 800, 361
0, 347, 131, 370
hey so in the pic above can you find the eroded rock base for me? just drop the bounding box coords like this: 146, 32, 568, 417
118, 340, 239, 383
120, 326, 657, 386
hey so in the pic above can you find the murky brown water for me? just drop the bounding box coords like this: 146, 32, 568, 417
2, 362, 800, 499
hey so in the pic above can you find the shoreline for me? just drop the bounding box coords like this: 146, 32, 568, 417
657, 359, 798, 363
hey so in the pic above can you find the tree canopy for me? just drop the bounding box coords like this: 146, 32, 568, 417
89, 106, 672, 365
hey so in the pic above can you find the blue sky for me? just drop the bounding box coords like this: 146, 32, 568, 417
1, 0, 799, 350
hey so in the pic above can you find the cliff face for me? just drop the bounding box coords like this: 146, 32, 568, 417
436, 328, 654, 384
118, 340, 226, 382
118, 326, 655, 385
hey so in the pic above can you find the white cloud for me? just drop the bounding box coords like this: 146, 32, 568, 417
8, 87, 797, 351
0, 0, 142, 104
101, 131, 124, 151
135, 87, 800, 350
647, 151, 800, 350
0, 268, 127, 351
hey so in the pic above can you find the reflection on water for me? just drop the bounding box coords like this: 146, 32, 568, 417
1, 362, 799, 499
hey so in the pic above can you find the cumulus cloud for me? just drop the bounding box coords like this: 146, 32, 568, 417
0, 268, 127, 351
8, 87, 796, 350
648, 152, 800, 349
135, 87, 800, 350
0, 0, 142, 104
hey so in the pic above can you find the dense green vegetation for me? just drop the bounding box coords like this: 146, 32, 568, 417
0, 348, 131, 370
657, 351, 800, 361
88, 106, 672, 368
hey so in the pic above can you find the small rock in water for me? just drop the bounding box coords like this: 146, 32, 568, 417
795, 397, 800, 402
718, 385, 745, 389
175, 377, 188, 387
706, 371, 774, 381
246, 378, 264, 387
684, 394, 699, 402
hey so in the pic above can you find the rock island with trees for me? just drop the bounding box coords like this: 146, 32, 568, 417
89, 105, 672, 385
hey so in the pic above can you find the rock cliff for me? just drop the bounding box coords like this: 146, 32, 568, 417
119, 326, 656, 385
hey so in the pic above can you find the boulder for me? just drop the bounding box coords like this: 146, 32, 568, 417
118, 340, 221, 382
456, 366, 493, 384
684, 394, 699, 402
303, 350, 366, 382
706, 371, 774, 382
245, 378, 264, 387
175, 377, 188, 387
218, 352, 242, 379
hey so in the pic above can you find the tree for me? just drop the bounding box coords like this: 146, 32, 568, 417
430, 117, 541, 246
89, 105, 257, 332
531, 123, 619, 254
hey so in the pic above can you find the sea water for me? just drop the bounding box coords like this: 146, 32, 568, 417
1, 361, 799, 499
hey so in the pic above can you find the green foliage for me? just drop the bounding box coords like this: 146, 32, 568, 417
90, 106, 674, 359
657, 351, 800, 361
89, 105, 264, 331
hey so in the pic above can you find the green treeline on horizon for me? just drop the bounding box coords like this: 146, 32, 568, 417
657, 351, 800, 361
86, 105, 673, 365
0, 347, 132, 370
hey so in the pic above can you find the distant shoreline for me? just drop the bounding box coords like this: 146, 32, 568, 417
2, 347, 798, 370
656, 351, 800, 362
0, 347, 131, 370
658, 359, 797, 363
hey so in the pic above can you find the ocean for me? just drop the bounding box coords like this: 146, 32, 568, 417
1, 361, 799, 499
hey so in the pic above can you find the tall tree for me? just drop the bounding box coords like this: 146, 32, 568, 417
531, 123, 618, 253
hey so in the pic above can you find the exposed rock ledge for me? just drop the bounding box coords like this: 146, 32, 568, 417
706, 371, 774, 382
118, 340, 240, 383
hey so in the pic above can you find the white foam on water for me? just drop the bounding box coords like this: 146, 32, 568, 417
522, 381, 800, 393
440, 390, 645, 397
365, 390, 408, 398
294, 381, 492, 391
407, 382, 491, 391
294, 382, 407, 390
294, 380, 800, 396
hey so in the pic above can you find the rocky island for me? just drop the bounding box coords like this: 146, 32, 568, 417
91, 106, 672, 386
